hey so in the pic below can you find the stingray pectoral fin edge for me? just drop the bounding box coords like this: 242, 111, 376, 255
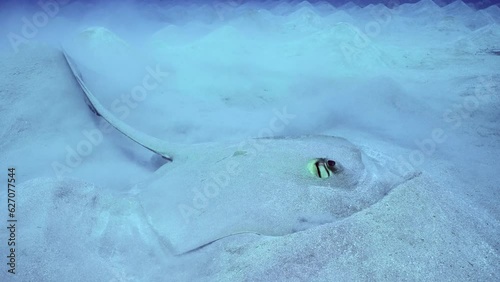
62, 48, 179, 160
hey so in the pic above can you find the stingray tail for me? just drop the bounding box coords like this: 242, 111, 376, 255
62, 48, 178, 161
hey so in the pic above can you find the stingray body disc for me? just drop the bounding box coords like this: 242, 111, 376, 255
138, 135, 413, 254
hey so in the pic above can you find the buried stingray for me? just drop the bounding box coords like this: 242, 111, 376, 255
63, 50, 418, 255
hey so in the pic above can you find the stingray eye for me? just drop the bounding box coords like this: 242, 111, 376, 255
308, 158, 331, 179
326, 160, 337, 172
327, 160, 336, 169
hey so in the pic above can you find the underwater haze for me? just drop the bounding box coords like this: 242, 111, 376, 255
0, 0, 500, 281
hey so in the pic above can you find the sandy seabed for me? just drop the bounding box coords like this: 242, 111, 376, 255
0, 1, 499, 281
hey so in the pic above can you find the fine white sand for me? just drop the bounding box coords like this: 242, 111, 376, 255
0, 1, 499, 281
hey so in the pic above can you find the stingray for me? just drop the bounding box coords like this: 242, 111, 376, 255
62, 49, 417, 255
